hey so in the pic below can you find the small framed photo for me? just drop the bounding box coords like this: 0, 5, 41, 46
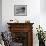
14, 5, 27, 16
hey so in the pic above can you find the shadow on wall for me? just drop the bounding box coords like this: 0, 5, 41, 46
40, 0, 46, 14
0, 0, 2, 32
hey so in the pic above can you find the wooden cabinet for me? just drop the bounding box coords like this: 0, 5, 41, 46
7, 23, 34, 46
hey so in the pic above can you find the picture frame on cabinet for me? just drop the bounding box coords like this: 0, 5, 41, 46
14, 5, 27, 16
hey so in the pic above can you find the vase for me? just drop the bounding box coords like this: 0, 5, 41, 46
39, 40, 45, 46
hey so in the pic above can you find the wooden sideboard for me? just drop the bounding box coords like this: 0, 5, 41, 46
7, 23, 34, 46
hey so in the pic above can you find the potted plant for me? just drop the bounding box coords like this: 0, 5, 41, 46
36, 25, 45, 46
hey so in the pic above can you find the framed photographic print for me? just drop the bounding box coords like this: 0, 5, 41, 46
14, 5, 27, 16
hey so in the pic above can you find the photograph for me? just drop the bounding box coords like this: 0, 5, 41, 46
14, 5, 27, 16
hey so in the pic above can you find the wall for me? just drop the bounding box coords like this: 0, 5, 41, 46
40, 0, 46, 13
2, 0, 40, 46
40, 0, 46, 31
2, 0, 40, 30
0, 0, 2, 32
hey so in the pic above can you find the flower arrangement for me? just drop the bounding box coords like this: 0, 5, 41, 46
36, 25, 45, 42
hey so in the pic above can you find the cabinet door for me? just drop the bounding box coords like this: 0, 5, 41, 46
11, 32, 28, 46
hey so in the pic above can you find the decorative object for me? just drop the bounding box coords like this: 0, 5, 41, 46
8, 19, 19, 23
36, 25, 45, 46
0, 32, 5, 46
14, 5, 27, 16
25, 20, 30, 23
1, 31, 12, 46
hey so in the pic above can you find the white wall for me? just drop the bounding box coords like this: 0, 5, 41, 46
0, 0, 2, 32
40, 0, 46, 13
40, 0, 46, 31
2, 0, 40, 46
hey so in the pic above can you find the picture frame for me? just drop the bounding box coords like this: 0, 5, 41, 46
14, 5, 27, 16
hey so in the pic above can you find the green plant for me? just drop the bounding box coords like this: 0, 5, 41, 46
36, 25, 45, 41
